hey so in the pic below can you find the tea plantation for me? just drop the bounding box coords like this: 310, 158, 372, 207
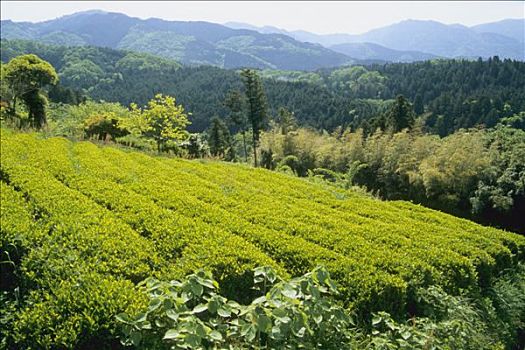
1, 130, 524, 348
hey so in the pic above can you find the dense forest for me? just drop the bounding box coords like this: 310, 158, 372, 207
2, 39, 524, 134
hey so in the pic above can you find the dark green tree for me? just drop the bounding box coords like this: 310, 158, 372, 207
240, 69, 268, 167
413, 94, 424, 115
224, 90, 249, 162
385, 95, 415, 132
207, 117, 232, 158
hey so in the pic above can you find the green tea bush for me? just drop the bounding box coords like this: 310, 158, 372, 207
1, 130, 524, 348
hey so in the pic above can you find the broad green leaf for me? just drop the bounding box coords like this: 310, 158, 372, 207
163, 329, 180, 340
166, 309, 179, 322
218, 307, 231, 318
257, 314, 272, 332
115, 313, 132, 324
192, 303, 208, 314
209, 330, 223, 341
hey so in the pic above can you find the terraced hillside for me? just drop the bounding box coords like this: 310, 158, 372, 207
1, 130, 525, 347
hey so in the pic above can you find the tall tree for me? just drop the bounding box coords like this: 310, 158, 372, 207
224, 90, 249, 162
4, 54, 58, 128
413, 94, 424, 115
207, 117, 232, 158
385, 95, 415, 133
240, 69, 268, 167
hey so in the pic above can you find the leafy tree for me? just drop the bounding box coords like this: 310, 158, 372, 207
384, 95, 415, 132
0, 62, 11, 109
47, 100, 130, 139
207, 117, 232, 158
121, 94, 191, 153
224, 90, 249, 161
3, 54, 58, 128
84, 111, 129, 141
240, 69, 268, 167
470, 126, 525, 232
350, 71, 386, 98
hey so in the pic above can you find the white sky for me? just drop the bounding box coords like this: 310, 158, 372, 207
1, 1, 524, 35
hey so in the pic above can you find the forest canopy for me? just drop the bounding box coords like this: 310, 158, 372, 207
2, 39, 524, 135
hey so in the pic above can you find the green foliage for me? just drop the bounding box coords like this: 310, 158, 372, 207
121, 94, 191, 152
12, 275, 146, 349
183, 133, 210, 159
470, 125, 525, 231
84, 111, 129, 141
47, 100, 130, 139
1, 130, 524, 348
260, 125, 525, 232
363, 265, 525, 349
3, 54, 58, 128
241, 69, 269, 166
3, 40, 523, 135
275, 107, 297, 135
60, 58, 105, 87
260, 69, 323, 85
207, 117, 232, 158
384, 95, 415, 132
117, 266, 351, 349
117, 265, 525, 349
224, 90, 249, 161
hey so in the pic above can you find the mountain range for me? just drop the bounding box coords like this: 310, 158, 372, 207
226, 18, 525, 61
0, 10, 353, 71
1, 11, 524, 70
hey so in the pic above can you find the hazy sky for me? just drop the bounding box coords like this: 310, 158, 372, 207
1, 1, 523, 34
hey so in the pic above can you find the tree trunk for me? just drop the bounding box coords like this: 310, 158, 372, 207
241, 131, 248, 163
12, 96, 17, 115
252, 132, 258, 167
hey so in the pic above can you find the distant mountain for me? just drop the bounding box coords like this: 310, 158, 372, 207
225, 22, 290, 36
225, 19, 525, 61
329, 42, 439, 62
0, 11, 354, 71
349, 19, 524, 60
471, 18, 525, 43
224, 21, 357, 46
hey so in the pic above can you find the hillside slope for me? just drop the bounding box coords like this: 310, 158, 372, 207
0, 11, 354, 70
2, 130, 524, 346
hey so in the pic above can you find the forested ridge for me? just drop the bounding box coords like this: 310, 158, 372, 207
2, 39, 524, 134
